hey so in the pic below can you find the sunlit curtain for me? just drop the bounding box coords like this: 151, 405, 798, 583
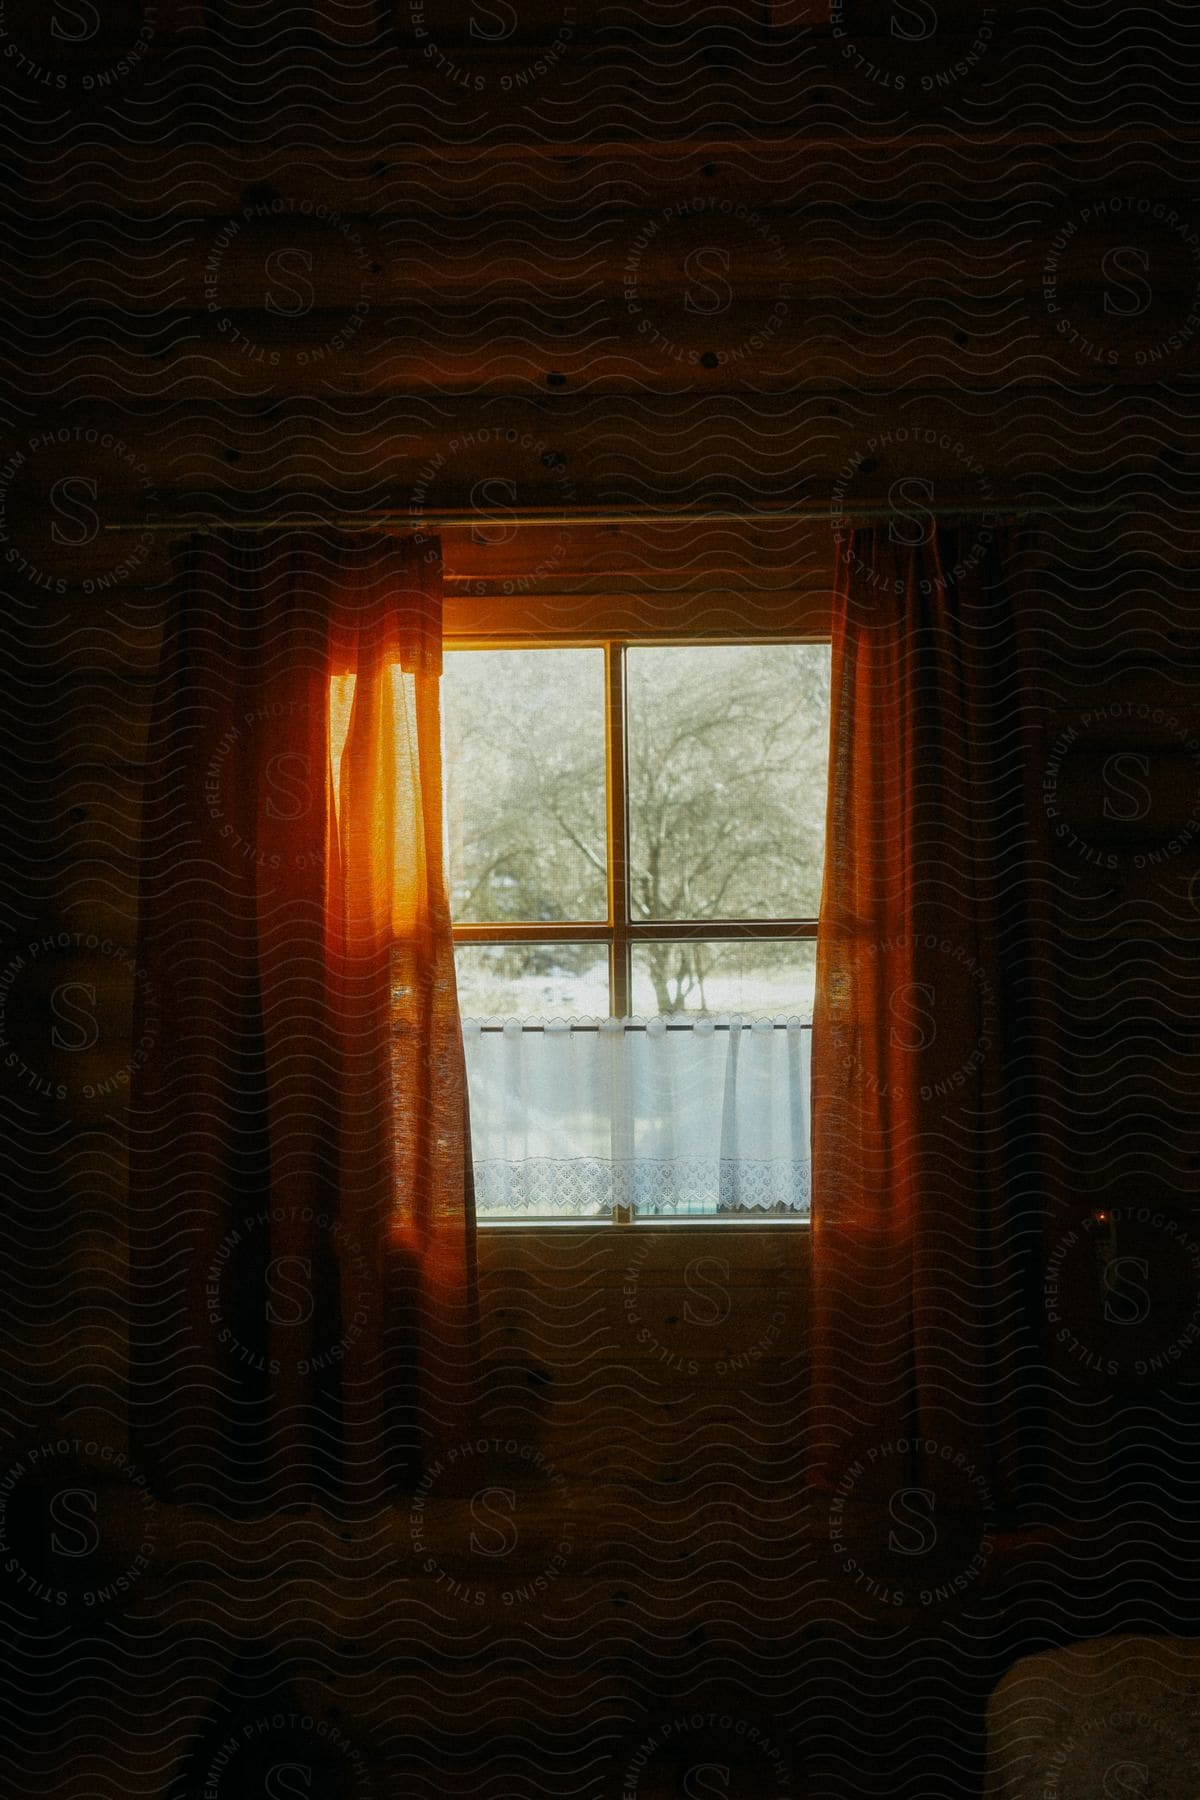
810, 524, 1056, 1512
462, 1017, 812, 1221
130, 532, 476, 1507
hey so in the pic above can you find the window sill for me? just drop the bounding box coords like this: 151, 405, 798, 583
476, 1215, 811, 1230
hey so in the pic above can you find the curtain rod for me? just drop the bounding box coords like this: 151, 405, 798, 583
102, 501, 1075, 534
468, 1020, 813, 1031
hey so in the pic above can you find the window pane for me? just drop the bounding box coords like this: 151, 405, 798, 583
454, 942, 610, 1020
625, 643, 830, 920
442, 648, 607, 923
630, 939, 817, 1020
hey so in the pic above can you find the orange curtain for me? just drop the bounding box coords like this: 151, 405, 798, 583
810, 524, 1062, 1513
130, 532, 477, 1507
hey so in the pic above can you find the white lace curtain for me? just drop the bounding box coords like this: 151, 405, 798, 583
461, 1018, 812, 1221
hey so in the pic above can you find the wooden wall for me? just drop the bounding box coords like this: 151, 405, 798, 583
3, 4, 1200, 1797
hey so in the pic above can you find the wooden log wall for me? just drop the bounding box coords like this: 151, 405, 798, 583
3, 4, 1200, 1797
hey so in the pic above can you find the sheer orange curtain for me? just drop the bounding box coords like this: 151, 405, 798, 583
130, 532, 476, 1507
810, 523, 1065, 1513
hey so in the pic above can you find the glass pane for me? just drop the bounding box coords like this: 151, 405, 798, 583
625, 643, 830, 920
454, 942, 610, 1021
630, 939, 817, 1020
442, 648, 607, 923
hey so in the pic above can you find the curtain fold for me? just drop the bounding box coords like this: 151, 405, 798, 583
810, 524, 1062, 1514
129, 532, 477, 1508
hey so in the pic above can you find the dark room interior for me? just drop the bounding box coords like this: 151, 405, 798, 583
2, 2, 1200, 1795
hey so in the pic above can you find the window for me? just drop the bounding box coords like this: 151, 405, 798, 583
442, 640, 831, 1226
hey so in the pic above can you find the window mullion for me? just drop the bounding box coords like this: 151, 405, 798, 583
606, 640, 630, 1019
605, 642, 635, 1223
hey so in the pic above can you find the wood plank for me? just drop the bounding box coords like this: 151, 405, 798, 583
15, 131, 1200, 219
8, 389, 1198, 505
0, 32, 1159, 138
6, 299, 1198, 395
23, 203, 1200, 286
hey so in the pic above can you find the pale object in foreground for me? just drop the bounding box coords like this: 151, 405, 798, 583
985, 1636, 1200, 1798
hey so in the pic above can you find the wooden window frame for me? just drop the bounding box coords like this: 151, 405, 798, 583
444, 633, 827, 1018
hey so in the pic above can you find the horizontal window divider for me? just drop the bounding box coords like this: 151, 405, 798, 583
625, 919, 818, 939
452, 919, 819, 940
452, 922, 611, 941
